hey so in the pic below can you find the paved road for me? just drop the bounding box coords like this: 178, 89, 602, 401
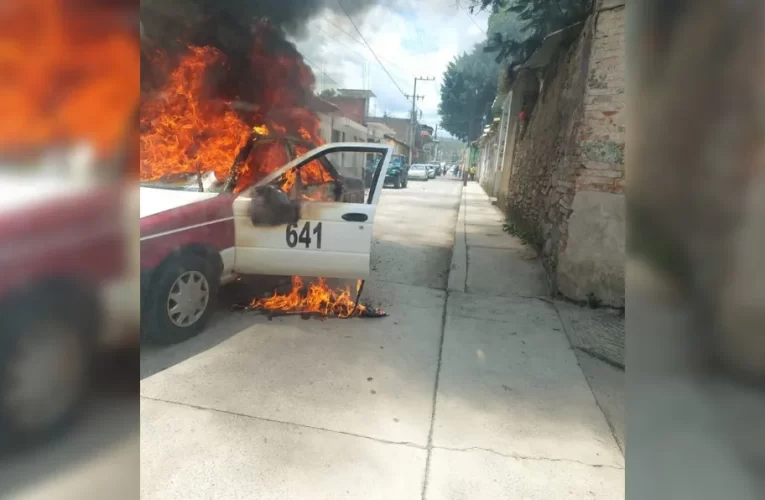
140, 177, 624, 499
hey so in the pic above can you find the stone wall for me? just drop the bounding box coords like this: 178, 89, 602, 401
501, 2, 626, 307
558, 4, 625, 306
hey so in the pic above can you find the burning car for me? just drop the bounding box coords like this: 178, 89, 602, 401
0, 152, 139, 448
140, 138, 391, 345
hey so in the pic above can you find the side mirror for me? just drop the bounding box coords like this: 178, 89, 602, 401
248, 185, 301, 226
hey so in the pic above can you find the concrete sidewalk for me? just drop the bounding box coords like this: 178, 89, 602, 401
432, 182, 624, 498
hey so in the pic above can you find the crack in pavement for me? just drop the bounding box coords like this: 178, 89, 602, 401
141, 397, 624, 475
140, 395, 426, 451
420, 289, 449, 500
432, 445, 624, 469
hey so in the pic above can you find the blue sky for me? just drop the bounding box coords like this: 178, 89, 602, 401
292, 0, 490, 138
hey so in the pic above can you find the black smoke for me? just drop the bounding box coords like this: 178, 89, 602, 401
140, 0, 381, 107
141, 0, 381, 53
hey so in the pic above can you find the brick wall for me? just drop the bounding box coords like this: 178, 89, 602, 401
501, 3, 626, 306
577, 4, 626, 195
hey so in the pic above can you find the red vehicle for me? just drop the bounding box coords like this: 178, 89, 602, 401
140, 139, 391, 345
0, 165, 139, 446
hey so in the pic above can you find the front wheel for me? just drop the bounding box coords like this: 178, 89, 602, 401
142, 253, 219, 346
0, 284, 98, 448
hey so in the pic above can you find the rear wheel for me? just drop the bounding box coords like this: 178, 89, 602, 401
142, 252, 219, 346
0, 284, 98, 449
393, 175, 401, 189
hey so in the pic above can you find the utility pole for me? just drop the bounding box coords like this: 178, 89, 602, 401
405, 76, 435, 165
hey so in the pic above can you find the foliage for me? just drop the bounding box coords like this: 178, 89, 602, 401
319, 88, 339, 98
502, 221, 543, 250
472, 0, 594, 63
438, 42, 501, 142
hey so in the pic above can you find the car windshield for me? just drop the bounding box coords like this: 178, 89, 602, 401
411, 165, 426, 170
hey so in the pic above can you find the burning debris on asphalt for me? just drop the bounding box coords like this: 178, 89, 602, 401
238, 276, 387, 319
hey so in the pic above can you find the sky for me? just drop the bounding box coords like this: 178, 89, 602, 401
290, 0, 491, 139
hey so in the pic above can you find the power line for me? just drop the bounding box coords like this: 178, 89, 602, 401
456, 0, 485, 31
313, 23, 411, 87
337, 1, 409, 101
321, 16, 414, 78
302, 55, 339, 85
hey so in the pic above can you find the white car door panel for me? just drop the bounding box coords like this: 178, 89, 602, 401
232, 143, 390, 279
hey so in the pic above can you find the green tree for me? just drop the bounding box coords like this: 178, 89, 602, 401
473, 0, 593, 63
438, 42, 500, 142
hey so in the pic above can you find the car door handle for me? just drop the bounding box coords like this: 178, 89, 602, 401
342, 212, 368, 222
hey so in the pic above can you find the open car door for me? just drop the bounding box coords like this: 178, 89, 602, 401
231, 143, 391, 279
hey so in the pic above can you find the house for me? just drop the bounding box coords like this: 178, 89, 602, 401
321, 89, 375, 126
312, 90, 377, 180
367, 116, 433, 162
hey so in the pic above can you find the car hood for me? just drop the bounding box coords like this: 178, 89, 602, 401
0, 174, 96, 213
140, 187, 219, 218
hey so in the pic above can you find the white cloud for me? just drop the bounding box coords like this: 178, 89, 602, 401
291, 1, 490, 138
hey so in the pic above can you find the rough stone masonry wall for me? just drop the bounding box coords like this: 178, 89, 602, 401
504, 2, 626, 307
557, 3, 625, 307
503, 18, 592, 292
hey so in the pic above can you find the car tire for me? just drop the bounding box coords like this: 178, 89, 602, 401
393, 175, 401, 189
0, 283, 98, 449
142, 252, 219, 346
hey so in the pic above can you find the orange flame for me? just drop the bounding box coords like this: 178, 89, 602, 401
0, 0, 139, 160
140, 46, 251, 181
251, 277, 377, 318
140, 25, 330, 191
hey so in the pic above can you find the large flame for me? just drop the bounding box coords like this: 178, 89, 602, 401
140, 21, 329, 192
251, 277, 382, 318
140, 46, 251, 181
0, 0, 139, 160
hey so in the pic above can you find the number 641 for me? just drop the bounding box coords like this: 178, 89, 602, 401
286, 221, 322, 249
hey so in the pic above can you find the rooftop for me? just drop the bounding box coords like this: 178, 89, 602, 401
335, 89, 377, 99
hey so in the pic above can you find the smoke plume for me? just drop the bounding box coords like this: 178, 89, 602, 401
141, 0, 381, 50
140, 0, 382, 105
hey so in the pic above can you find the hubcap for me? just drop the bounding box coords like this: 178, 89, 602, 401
167, 270, 210, 327
4, 324, 84, 432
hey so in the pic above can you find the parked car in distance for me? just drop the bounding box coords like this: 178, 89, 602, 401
383, 153, 408, 189
408, 164, 429, 181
